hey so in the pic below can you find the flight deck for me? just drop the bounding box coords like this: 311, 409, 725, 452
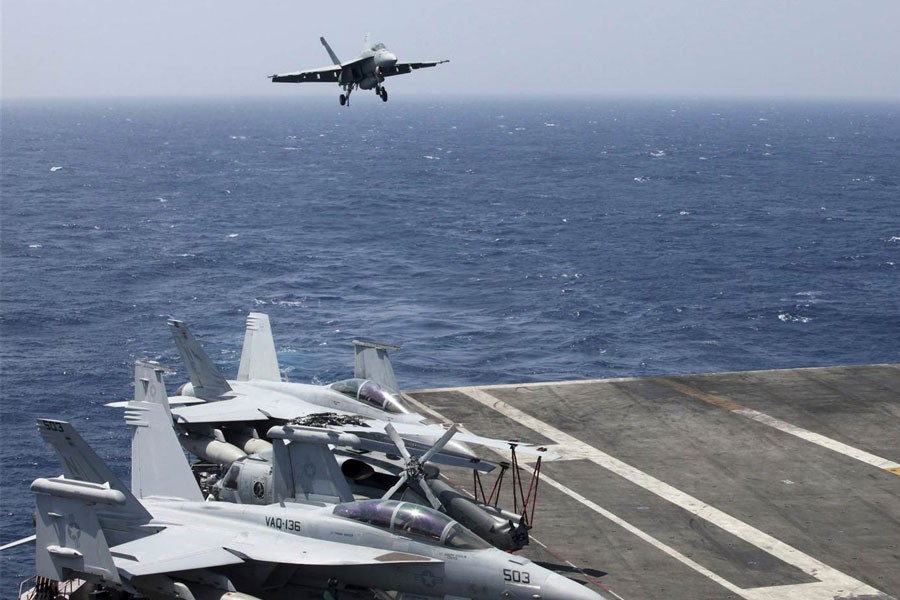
404, 364, 900, 600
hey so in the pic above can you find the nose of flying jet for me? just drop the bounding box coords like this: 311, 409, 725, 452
540, 573, 607, 600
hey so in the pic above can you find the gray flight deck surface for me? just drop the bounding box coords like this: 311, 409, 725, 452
403, 364, 900, 600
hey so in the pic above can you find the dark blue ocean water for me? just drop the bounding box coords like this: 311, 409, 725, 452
2, 96, 898, 589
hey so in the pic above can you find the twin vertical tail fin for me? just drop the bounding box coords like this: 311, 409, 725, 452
127, 365, 204, 501
353, 339, 401, 392
268, 426, 355, 504
33, 418, 152, 583
237, 312, 282, 382
320, 36, 341, 65
167, 317, 232, 400
32, 478, 123, 584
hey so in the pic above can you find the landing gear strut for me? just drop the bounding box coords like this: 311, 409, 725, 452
339, 84, 354, 106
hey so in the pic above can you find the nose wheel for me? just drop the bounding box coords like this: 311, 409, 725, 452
339, 84, 354, 106
379, 87, 388, 102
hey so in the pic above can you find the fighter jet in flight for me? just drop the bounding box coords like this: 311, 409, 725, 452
22, 402, 606, 600
270, 35, 448, 105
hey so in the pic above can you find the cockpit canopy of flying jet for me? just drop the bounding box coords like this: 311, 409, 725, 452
329, 378, 412, 414
333, 499, 491, 550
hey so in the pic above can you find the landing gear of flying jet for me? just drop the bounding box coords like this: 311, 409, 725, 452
340, 84, 354, 106
378, 87, 388, 102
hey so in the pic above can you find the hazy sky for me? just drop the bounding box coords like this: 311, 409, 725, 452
3, 0, 900, 101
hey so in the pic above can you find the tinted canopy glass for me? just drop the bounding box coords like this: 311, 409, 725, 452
333, 499, 490, 550
329, 379, 411, 414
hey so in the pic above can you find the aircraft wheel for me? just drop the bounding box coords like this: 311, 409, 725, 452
339, 94, 347, 106
380, 88, 388, 102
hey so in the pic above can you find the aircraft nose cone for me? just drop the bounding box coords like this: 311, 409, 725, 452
385, 52, 397, 64
540, 573, 607, 600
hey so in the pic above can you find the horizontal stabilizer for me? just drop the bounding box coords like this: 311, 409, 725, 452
106, 395, 206, 408
0, 534, 36, 552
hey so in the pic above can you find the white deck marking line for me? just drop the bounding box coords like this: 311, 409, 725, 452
416, 387, 891, 600
664, 380, 900, 475
403, 364, 900, 394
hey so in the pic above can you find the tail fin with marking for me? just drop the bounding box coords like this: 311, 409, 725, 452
32, 477, 123, 584
268, 426, 354, 504
35, 418, 152, 569
134, 360, 173, 417
353, 339, 401, 392
237, 312, 281, 382
167, 318, 232, 400
320, 36, 341, 65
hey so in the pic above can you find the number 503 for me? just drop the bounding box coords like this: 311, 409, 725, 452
503, 568, 530, 584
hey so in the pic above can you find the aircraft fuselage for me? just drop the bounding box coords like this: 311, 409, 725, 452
147, 499, 603, 600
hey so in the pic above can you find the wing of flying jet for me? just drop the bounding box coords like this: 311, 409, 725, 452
381, 60, 449, 77
270, 65, 342, 83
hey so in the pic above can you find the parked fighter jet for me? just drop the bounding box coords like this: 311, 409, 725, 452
270, 35, 448, 105
160, 313, 555, 468
132, 361, 531, 551
26, 402, 606, 600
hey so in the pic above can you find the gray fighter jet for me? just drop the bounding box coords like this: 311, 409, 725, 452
133, 361, 531, 552
157, 313, 555, 468
26, 401, 606, 600
270, 35, 448, 105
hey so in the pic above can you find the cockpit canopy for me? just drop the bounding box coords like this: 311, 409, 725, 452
333, 499, 490, 550
329, 378, 411, 414
371, 42, 386, 51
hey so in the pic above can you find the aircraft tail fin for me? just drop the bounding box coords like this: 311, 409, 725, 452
134, 360, 173, 417
36, 419, 152, 548
237, 312, 281, 382
126, 398, 204, 502
268, 426, 354, 504
32, 477, 123, 584
320, 36, 341, 65
353, 339, 401, 392
167, 318, 233, 400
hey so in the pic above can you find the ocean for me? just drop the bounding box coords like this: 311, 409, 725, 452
1, 96, 898, 590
